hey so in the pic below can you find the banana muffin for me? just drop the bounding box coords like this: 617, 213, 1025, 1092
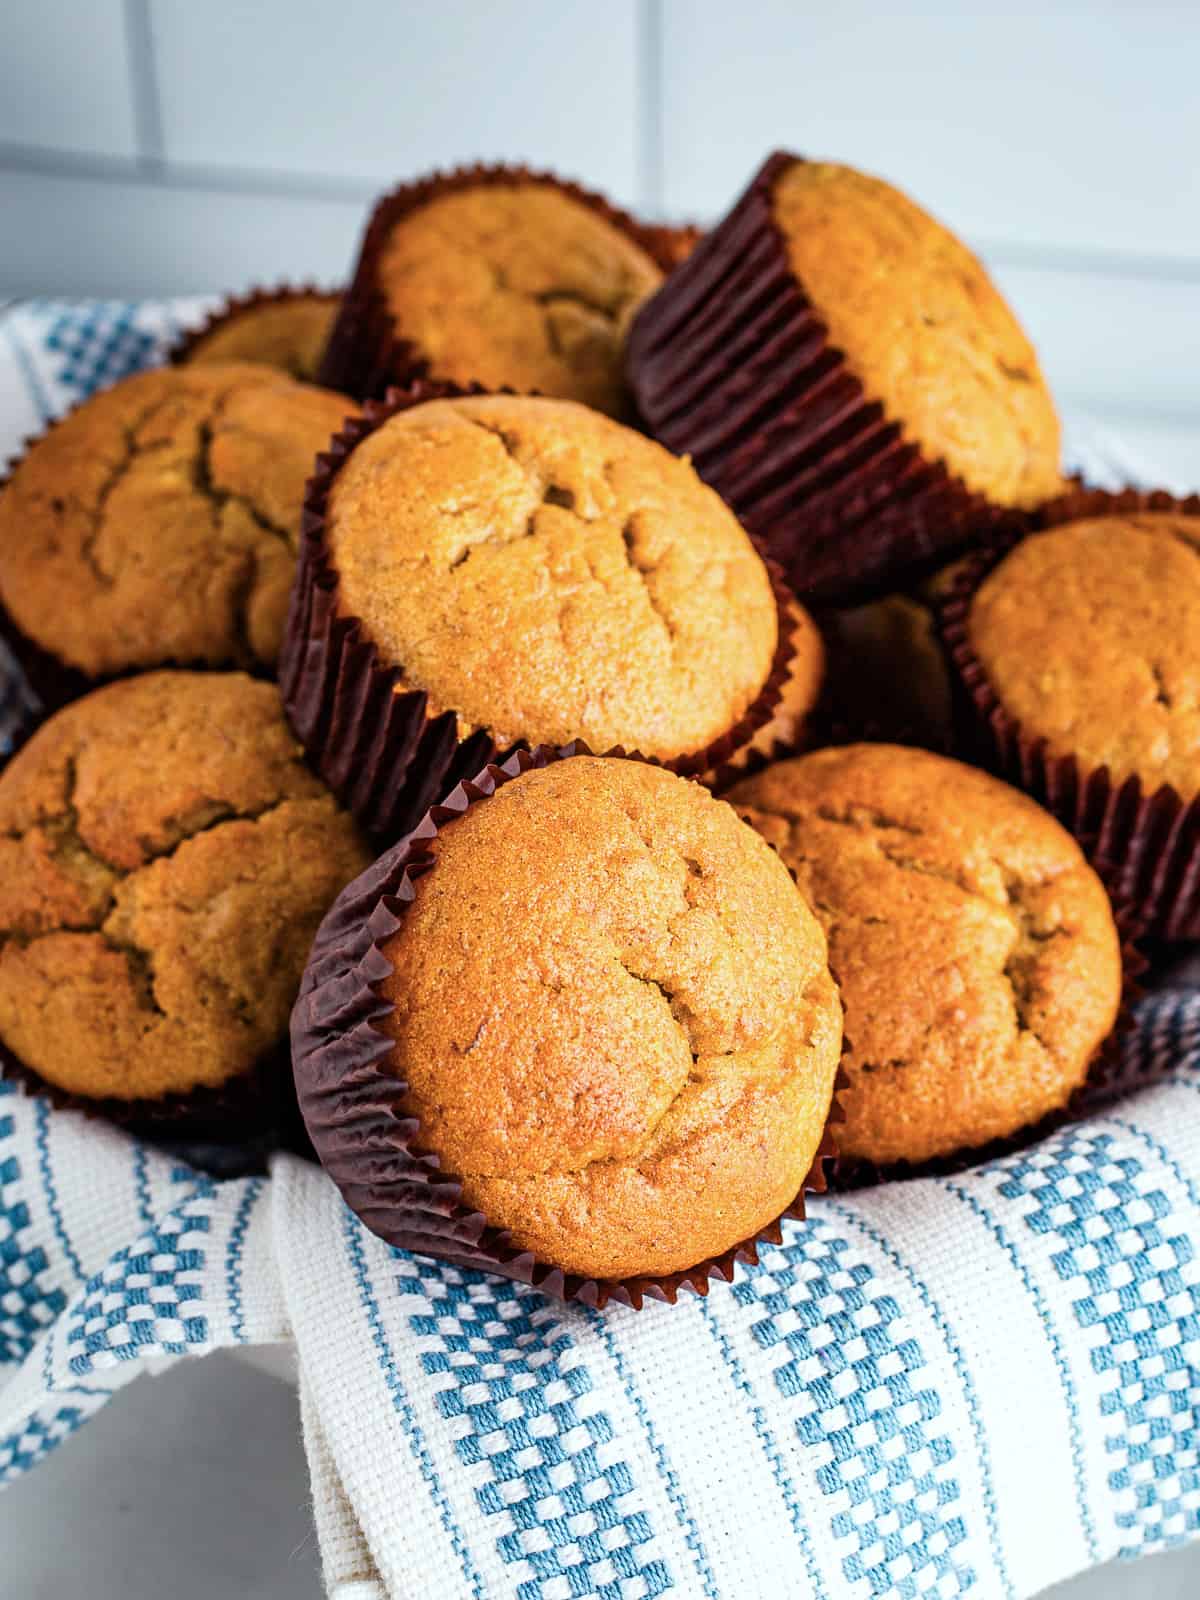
321, 168, 669, 413
0, 363, 350, 680
175, 288, 340, 380
822, 593, 953, 748
731, 744, 1122, 1168
0, 671, 370, 1112
285, 390, 819, 840
294, 752, 843, 1284
966, 513, 1200, 796
628, 152, 1063, 601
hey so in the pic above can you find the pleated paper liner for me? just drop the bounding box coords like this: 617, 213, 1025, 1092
291, 742, 844, 1311
167, 282, 343, 377
317, 163, 681, 401
824, 898, 1148, 1192
279, 380, 805, 846
0, 1033, 290, 1165
625, 149, 1032, 605
937, 485, 1200, 942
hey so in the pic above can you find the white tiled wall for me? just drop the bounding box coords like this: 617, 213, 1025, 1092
1, 1, 1197, 431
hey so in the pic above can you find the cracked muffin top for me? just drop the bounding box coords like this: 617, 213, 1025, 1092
968, 514, 1200, 796
179, 291, 340, 381
0, 363, 350, 678
731, 744, 1122, 1167
374, 183, 663, 415
0, 671, 371, 1104
379, 756, 842, 1279
327, 394, 800, 762
771, 161, 1063, 508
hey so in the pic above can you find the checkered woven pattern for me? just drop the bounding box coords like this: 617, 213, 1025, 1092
0, 299, 1199, 1599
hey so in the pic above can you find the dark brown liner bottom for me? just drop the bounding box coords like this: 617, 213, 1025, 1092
824, 900, 1148, 1190
626, 150, 1031, 605
167, 282, 343, 374
937, 486, 1200, 943
318, 164, 680, 401
292, 743, 843, 1310
280, 381, 801, 846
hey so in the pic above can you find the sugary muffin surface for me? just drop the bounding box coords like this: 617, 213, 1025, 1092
375, 183, 663, 414
0, 672, 370, 1102
969, 514, 1200, 795
772, 160, 1063, 508
732, 744, 1121, 1167
327, 395, 791, 762
183, 293, 339, 381
0, 363, 349, 675
380, 756, 843, 1279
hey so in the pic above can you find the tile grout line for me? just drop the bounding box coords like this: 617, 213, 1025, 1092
123, 0, 167, 176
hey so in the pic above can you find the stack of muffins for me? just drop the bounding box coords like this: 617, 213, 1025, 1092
0, 151, 1190, 1308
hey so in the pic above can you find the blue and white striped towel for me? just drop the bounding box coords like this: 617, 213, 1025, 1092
0, 300, 1198, 1600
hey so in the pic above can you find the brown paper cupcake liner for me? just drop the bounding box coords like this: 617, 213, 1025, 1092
936, 485, 1200, 941
824, 899, 1148, 1191
291, 742, 843, 1310
318, 164, 679, 401
279, 380, 802, 844
626, 150, 1031, 605
0, 1033, 290, 1147
166, 281, 342, 369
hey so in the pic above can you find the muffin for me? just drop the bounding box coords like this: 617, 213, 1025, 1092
731, 744, 1122, 1169
0, 363, 350, 689
821, 592, 953, 749
647, 221, 705, 268
293, 748, 843, 1298
627, 152, 1062, 602
0, 671, 370, 1121
319, 165, 673, 412
282, 387, 819, 842
172, 286, 341, 381
941, 494, 1200, 938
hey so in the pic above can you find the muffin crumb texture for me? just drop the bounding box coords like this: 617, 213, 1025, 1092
969, 513, 1200, 796
328, 395, 792, 763
0, 672, 370, 1102
183, 292, 340, 381
380, 757, 842, 1280
732, 744, 1121, 1167
375, 183, 663, 415
772, 160, 1063, 508
0, 363, 349, 676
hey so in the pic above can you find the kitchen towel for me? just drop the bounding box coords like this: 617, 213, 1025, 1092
0, 299, 1198, 1600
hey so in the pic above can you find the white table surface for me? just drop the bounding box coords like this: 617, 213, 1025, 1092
0, 1348, 1197, 1599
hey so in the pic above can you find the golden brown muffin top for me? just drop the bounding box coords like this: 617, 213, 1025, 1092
0, 363, 350, 676
181, 292, 340, 381
375, 183, 663, 416
732, 744, 1121, 1167
772, 161, 1063, 509
969, 514, 1200, 796
0, 671, 370, 1102
328, 395, 788, 762
380, 757, 842, 1280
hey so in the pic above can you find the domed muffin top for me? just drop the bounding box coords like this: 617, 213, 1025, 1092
326, 395, 787, 763
181, 292, 339, 381
0, 363, 349, 676
969, 513, 1200, 795
0, 671, 370, 1102
374, 183, 663, 414
732, 743, 1121, 1167
378, 755, 842, 1279
771, 160, 1063, 509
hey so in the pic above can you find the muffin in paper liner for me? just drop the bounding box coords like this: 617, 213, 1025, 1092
291, 743, 844, 1311
823, 901, 1147, 1192
279, 381, 807, 845
937, 486, 1200, 943
317, 164, 679, 402
626, 150, 1033, 605
167, 282, 342, 380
